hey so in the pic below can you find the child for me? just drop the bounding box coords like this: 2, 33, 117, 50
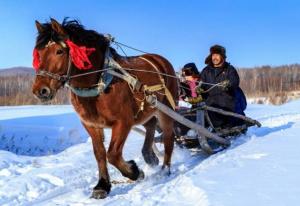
181, 63, 202, 105
181, 63, 205, 137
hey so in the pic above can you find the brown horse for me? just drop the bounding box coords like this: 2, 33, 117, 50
32, 18, 178, 199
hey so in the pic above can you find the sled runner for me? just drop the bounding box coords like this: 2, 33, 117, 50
152, 101, 261, 154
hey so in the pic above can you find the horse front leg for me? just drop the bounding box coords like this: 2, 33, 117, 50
107, 120, 144, 181
82, 123, 111, 199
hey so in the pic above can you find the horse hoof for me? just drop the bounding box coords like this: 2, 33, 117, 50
137, 169, 145, 181
161, 165, 171, 176
126, 160, 145, 181
143, 151, 159, 166
91, 189, 108, 199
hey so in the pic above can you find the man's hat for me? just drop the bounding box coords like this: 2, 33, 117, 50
205, 45, 227, 65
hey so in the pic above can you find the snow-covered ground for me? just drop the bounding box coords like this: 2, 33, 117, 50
0, 101, 300, 206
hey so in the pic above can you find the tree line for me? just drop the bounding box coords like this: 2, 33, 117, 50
1, 64, 300, 106
238, 64, 300, 104
0, 74, 69, 106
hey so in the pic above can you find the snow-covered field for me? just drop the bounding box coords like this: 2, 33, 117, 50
0, 101, 300, 206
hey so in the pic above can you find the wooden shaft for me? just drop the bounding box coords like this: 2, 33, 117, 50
184, 105, 262, 127
203, 105, 262, 127
146, 95, 230, 145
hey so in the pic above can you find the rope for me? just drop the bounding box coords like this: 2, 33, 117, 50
65, 40, 226, 94
196, 82, 224, 93
67, 67, 225, 95
121, 68, 226, 92
114, 42, 128, 57
111, 40, 226, 89
112, 40, 150, 54
68, 68, 110, 79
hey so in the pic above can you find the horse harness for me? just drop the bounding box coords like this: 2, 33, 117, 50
36, 39, 176, 110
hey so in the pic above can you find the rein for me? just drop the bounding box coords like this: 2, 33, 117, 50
36, 70, 69, 82
36, 53, 72, 83
35, 36, 226, 97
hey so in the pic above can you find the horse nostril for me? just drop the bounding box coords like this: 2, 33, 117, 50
39, 87, 51, 97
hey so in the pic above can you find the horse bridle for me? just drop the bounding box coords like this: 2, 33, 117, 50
35, 40, 116, 99
36, 56, 72, 85
36, 41, 73, 85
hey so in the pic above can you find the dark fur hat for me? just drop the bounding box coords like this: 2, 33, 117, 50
205, 45, 227, 65
182, 62, 200, 76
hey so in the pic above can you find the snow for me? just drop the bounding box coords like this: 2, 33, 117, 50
1, 101, 300, 205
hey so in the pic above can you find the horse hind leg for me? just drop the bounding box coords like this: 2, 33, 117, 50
157, 111, 175, 174
142, 117, 159, 166
107, 121, 144, 181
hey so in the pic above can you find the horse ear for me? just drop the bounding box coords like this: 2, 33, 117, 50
50, 18, 66, 36
35, 20, 44, 33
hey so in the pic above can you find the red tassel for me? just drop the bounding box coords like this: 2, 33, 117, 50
32, 40, 96, 71
65, 39, 96, 70
32, 48, 40, 70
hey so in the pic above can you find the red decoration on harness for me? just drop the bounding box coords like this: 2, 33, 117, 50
33, 48, 40, 70
65, 39, 96, 70
32, 40, 96, 71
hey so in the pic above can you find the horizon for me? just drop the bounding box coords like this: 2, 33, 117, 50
1, 0, 300, 70
2, 63, 300, 71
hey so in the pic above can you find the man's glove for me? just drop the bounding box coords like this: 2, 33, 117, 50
220, 80, 230, 90
196, 87, 204, 94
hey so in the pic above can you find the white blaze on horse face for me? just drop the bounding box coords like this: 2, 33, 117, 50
45, 41, 56, 48
45, 41, 67, 49
45, 42, 68, 72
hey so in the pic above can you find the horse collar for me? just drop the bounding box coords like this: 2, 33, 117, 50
65, 46, 114, 97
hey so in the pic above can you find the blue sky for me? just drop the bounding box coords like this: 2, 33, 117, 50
0, 0, 299, 70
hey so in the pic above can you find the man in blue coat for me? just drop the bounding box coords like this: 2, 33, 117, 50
200, 45, 246, 128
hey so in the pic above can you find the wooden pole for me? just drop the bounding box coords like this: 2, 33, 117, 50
145, 95, 230, 146
203, 105, 262, 127
182, 105, 262, 127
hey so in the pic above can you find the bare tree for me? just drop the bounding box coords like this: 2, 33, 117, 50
238, 64, 300, 104
0, 74, 69, 106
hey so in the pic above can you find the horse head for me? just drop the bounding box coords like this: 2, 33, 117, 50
32, 18, 108, 102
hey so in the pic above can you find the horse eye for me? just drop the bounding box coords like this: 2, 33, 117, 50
56, 49, 64, 55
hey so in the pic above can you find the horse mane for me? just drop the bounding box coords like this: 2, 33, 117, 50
35, 18, 108, 49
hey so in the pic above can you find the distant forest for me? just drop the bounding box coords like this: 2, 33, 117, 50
0, 71, 69, 106
1, 64, 300, 106
238, 64, 300, 104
